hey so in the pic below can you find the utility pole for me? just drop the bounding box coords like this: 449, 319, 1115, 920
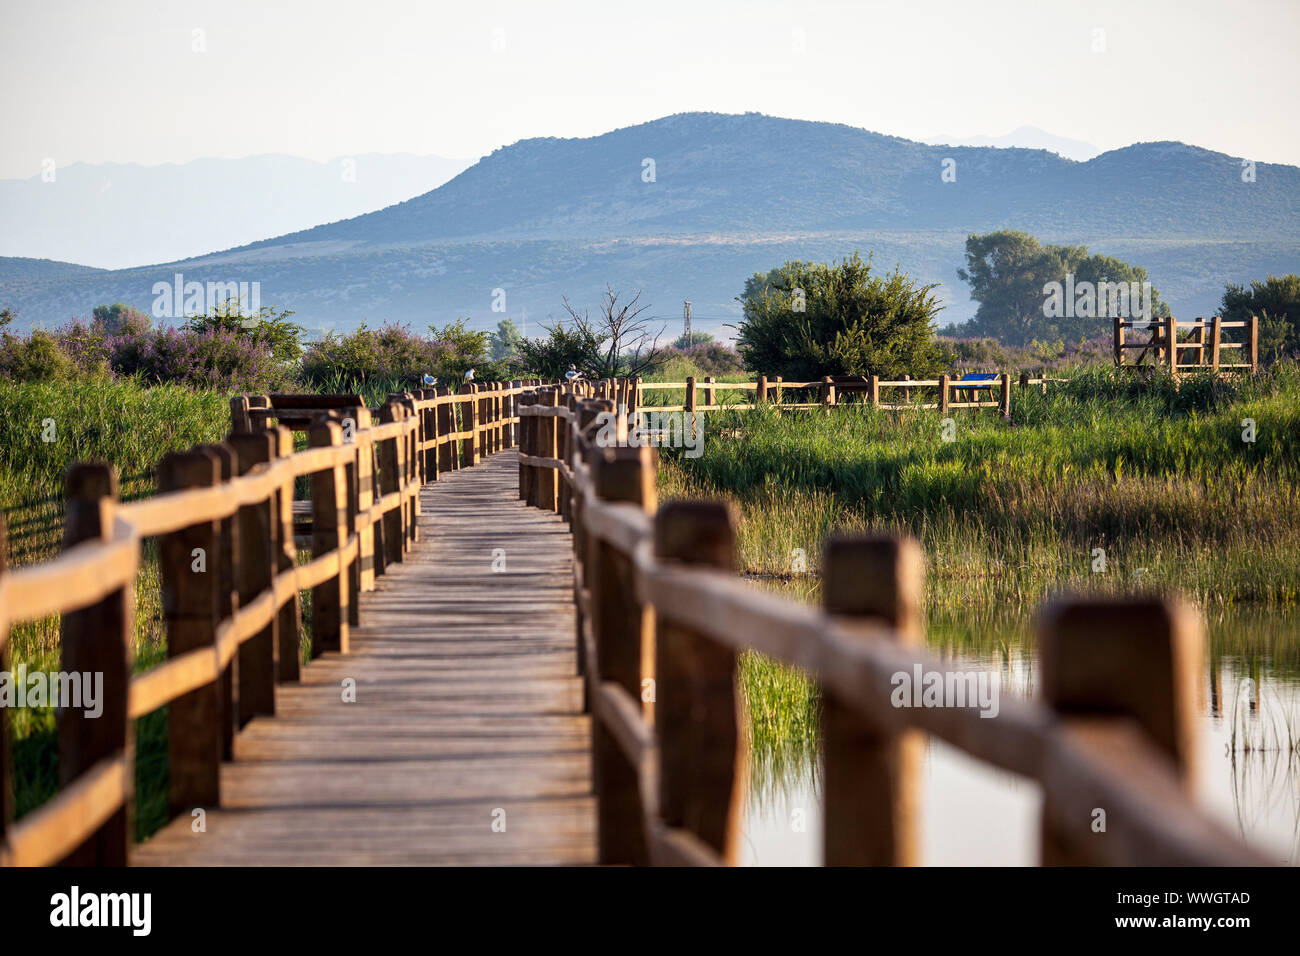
683, 300, 692, 346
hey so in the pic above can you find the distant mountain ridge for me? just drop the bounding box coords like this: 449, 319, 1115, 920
922, 126, 1102, 162
3, 113, 1297, 336
0, 153, 475, 269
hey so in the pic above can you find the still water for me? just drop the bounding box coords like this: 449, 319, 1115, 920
741, 607, 1300, 866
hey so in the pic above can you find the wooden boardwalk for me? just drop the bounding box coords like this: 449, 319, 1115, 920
135, 450, 596, 866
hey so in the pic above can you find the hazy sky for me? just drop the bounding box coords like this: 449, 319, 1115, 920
2, 0, 1298, 179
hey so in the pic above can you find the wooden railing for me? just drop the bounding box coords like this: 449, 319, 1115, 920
632, 371, 1063, 420
1114, 315, 1260, 374
517, 380, 1270, 866
0, 379, 543, 866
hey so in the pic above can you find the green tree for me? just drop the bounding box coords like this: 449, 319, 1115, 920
490, 317, 524, 363
516, 319, 606, 379
735, 252, 945, 379
518, 288, 665, 380
673, 330, 714, 349
954, 231, 1168, 345
188, 298, 304, 366
429, 317, 495, 381
92, 302, 152, 336
1221, 274, 1300, 363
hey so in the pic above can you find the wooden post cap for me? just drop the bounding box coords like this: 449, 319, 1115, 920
1038, 597, 1203, 777
654, 501, 736, 570
822, 535, 924, 640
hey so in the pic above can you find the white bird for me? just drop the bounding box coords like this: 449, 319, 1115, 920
422, 374, 437, 386
464, 368, 475, 382
564, 364, 582, 381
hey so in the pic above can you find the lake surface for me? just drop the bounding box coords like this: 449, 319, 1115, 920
740, 606, 1300, 866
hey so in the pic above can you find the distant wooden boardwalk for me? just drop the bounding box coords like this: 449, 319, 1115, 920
135, 451, 595, 866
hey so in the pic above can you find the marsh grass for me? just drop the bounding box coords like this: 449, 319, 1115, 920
657, 363, 1300, 780
1, 377, 317, 838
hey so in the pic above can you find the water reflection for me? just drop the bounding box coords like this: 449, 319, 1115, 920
742, 603, 1300, 866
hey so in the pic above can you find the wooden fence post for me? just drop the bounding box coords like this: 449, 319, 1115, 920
869, 375, 880, 408
702, 375, 714, 410
938, 374, 950, 415
419, 390, 438, 481
338, 412, 362, 626
1038, 597, 1202, 864
158, 450, 223, 817
350, 407, 376, 591
999, 372, 1012, 420
228, 431, 278, 723
1209, 316, 1222, 372
559, 393, 576, 522
196, 442, 239, 757
433, 387, 453, 474
589, 445, 657, 864
1248, 314, 1259, 372
519, 389, 536, 503
59, 461, 132, 865
248, 395, 273, 430
476, 385, 490, 460
309, 420, 350, 655
654, 501, 744, 864
755, 374, 767, 404
377, 401, 405, 569
537, 389, 558, 513
1113, 318, 1125, 366
459, 384, 478, 467
685, 376, 697, 417
507, 380, 521, 448
399, 393, 420, 546
1166, 313, 1179, 374
820, 536, 922, 866
229, 395, 251, 433
270, 426, 300, 682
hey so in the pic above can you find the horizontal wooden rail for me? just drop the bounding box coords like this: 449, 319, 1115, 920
632, 371, 1047, 421
517, 381, 1271, 867
0, 381, 536, 866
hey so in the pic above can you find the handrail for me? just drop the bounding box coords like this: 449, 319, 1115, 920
0, 377, 549, 866
516, 378, 1272, 867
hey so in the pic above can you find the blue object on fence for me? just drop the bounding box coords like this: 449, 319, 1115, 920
423, 374, 437, 386
955, 373, 999, 389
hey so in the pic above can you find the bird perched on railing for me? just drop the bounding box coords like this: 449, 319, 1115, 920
564, 364, 583, 382
422, 374, 438, 386
464, 368, 475, 383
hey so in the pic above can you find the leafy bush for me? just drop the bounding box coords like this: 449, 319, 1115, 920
300, 319, 501, 391
0, 329, 78, 383
736, 252, 946, 379
672, 341, 745, 375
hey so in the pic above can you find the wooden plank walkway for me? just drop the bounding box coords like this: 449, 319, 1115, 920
135, 450, 596, 865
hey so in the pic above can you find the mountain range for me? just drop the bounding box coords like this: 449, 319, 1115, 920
921, 126, 1102, 162
2, 112, 1297, 339
0, 153, 474, 269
